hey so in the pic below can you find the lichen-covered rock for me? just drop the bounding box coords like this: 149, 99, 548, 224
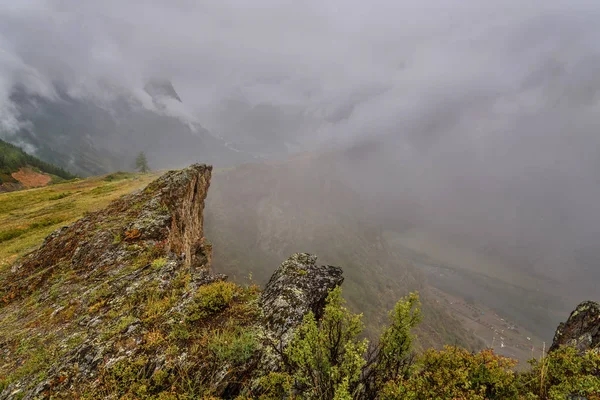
550, 301, 600, 353
0, 165, 346, 399
0, 164, 219, 399
260, 253, 344, 347
3, 164, 213, 306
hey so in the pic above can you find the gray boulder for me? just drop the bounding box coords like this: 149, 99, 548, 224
260, 253, 344, 347
550, 301, 600, 353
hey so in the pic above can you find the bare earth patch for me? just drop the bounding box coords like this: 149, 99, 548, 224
11, 167, 52, 188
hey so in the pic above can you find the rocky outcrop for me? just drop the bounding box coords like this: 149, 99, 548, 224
260, 253, 344, 347
0, 164, 218, 399
550, 301, 600, 353
144, 78, 183, 103
2, 164, 213, 307
0, 164, 346, 399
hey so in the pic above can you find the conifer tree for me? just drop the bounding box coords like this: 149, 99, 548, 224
135, 151, 149, 173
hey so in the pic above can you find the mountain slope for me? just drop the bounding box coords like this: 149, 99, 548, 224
205, 154, 482, 350
4, 84, 253, 177
0, 139, 76, 192
0, 171, 159, 270
0, 165, 342, 399
0, 165, 596, 399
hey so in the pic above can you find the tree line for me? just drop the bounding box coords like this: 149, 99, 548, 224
0, 139, 76, 180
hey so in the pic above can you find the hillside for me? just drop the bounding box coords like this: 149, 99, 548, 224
0, 155, 549, 362
0, 157, 480, 352
0, 165, 598, 399
0, 171, 159, 269
6, 84, 253, 177
205, 155, 483, 351
0, 139, 76, 193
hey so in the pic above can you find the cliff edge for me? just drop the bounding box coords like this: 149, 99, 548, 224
0, 164, 342, 399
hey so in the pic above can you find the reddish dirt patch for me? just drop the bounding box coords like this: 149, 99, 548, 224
11, 167, 52, 188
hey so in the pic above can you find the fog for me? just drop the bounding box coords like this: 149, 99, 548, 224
1, 1, 600, 322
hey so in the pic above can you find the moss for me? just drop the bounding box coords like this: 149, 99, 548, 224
87, 282, 112, 306
101, 315, 138, 340
3, 343, 56, 390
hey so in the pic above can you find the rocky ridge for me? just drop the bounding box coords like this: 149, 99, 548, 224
0, 164, 344, 399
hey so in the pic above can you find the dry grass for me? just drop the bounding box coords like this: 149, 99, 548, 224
0, 172, 160, 273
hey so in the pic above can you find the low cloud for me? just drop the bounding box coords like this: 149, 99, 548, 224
1, 0, 600, 301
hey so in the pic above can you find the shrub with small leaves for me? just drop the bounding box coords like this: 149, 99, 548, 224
284, 286, 368, 400
382, 346, 519, 400
519, 345, 600, 400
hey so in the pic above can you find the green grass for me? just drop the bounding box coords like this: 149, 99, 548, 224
0, 172, 160, 271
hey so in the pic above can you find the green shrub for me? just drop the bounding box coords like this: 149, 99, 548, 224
0, 228, 26, 243
104, 172, 134, 182
207, 327, 259, 365
48, 192, 72, 200
383, 346, 519, 400
253, 372, 294, 399
362, 292, 422, 396
519, 345, 600, 399
284, 286, 368, 399
186, 281, 240, 322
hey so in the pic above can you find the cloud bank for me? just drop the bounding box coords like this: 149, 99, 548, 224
2, 0, 600, 302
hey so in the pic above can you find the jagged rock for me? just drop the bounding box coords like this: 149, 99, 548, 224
3, 164, 213, 306
550, 301, 600, 353
260, 253, 344, 347
0, 164, 346, 399
0, 164, 215, 399
234, 253, 344, 393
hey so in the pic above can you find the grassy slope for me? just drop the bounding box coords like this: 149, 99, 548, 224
0, 172, 160, 272
0, 166, 261, 397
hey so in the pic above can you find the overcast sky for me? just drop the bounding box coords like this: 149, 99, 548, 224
2, 0, 600, 141
2, 0, 600, 299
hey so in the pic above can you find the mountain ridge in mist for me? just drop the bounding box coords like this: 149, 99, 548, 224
3, 81, 255, 176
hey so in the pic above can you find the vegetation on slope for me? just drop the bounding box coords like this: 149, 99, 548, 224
253, 287, 600, 400
0, 165, 598, 399
206, 160, 482, 351
0, 139, 76, 185
0, 171, 159, 270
